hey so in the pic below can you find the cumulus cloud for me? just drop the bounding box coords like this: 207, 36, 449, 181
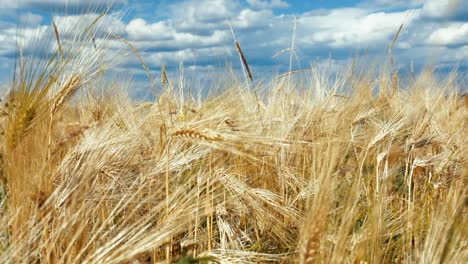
125, 19, 229, 52
234, 9, 274, 29
19, 12, 43, 25
246, 0, 289, 9
0, 27, 16, 57
0, 0, 14, 8
370, 0, 424, 7
52, 12, 126, 36
122, 0, 275, 63
126, 19, 175, 41
117, 0, 467, 81
443, 45, 468, 62
427, 23, 468, 46
297, 8, 420, 48
124, 1, 426, 72
0, 0, 127, 12
421, 0, 467, 20
0, 23, 48, 57
170, 0, 239, 33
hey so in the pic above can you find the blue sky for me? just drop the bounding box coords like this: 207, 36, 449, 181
0, 0, 467, 96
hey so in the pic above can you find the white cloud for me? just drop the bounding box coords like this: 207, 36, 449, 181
443, 45, 468, 62
371, 0, 424, 7
122, 0, 274, 54
397, 41, 412, 49
53, 12, 126, 37
297, 8, 420, 48
125, 18, 229, 50
402, 44, 468, 67
144, 46, 230, 65
0, 0, 18, 8
19, 12, 43, 25
171, 0, 239, 32
127, 3, 429, 72
0, 0, 127, 12
422, 0, 466, 19
126, 19, 175, 41
246, 0, 289, 9
0, 24, 48, 56
169, 0, 276, 33
427, 23, 468, 45
233, 9, 274, 29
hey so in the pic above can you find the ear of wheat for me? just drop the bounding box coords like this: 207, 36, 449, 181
51, 75, 82, 114
235, 41, 253, 82
161, 64, 168, 88
172, 128, 222, 142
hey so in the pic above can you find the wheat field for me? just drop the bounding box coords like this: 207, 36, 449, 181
0, 9, 466, 264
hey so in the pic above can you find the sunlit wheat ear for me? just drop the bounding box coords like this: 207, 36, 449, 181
172, 128, 222, 142
6, 104, 34, 150
51, 75, 82, 114
55, 123, 91, 147
199, 249, 293, 263
302, 227, 321, 264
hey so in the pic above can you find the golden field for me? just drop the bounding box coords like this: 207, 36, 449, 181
0, 10, 466, 264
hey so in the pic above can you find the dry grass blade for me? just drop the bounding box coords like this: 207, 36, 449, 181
272, 48, 292, 58
276, 69, 308, 79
